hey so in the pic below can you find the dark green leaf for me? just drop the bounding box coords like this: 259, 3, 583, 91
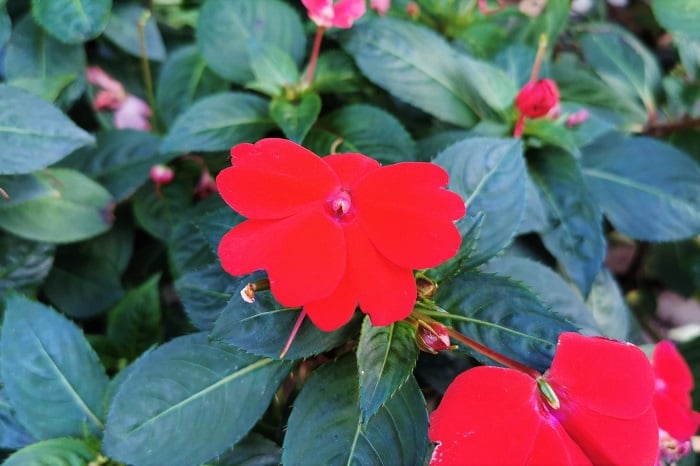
31, 0, 111, 44
107, 275, 163, 360
304, 104, 417, 163
437, 271, 578, 373
160, 92, 274, 154
0, 169, 114, 243
102, 333, 292, 466
4, 16, 86, 107
211, 284, 362, 361
197, 0, 306, 83
0, 389, 35, 450
586, 268, 642, 342
433, 137, 525, 268
651, 0, 700, 42
103, 3, 165, 61
156, 45, 229, 127
341, 18, 479, 127
0, 295, 109, 439
206, 433, 282, 466
3, 437, 98, 466
59, 130, 167, 201
310, 50, 365, 95
518, 172, 548, 234
270, 93, 321, 143
175, 264, 239, 331
646, 241, 700, 297
0, 173, 54, 208
529, 149, 605, 296
42, 251, 124, 318
581, 134, 700, 241
0, 234, 54, 297
0, 85, 94, 175
282, 356, 428, 466
196, 204, 245, 253
132, 181, 193, 241
357, 318, 419, 422
247, 39, 300, 96
0, 6, 10, 48
481, 256, 599, 334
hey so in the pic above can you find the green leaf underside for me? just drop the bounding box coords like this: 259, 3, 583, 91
0, 295, 109, 440
103, 333, 292, 466
357, 318, 419, 422
282, 355, 428, 466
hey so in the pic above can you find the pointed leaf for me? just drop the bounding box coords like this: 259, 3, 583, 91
3, 438, 98, 466
587, 268, 643, 342
433, 137, 526, 268
247, 39, 300, 96
103, 333, 292, 466
0, 295, 109, 439
437, 271, 578, 373
197, 0, 306, 83
530, 149, 605, 296
282, 356, 428, 466
357, 318, 419, 422
652, 0, 700, 42
270, 93, 321, 143
132, 180, 193, 241
0, 85, 93, 174
0, 389, 35, 450
103, 3, 165, 61
0, 235, 54, 297
175, 264, 239, 331
31, 0, 111, 44
581, 134, 700, 241
160, 92, 274, 154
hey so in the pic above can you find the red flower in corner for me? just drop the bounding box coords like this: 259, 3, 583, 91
216, 138, 465, 331
429, 332, 659, 465
301, 0, 367, 28
652, 340, 700, 442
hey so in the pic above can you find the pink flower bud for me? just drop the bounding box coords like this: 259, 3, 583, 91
515, 79, 560, 119
566, 109, 590, 128
370, 0, 390, 15
416, 322, 451, 354
149, 165, 174, 185
194, 170, 217, 200
406, 1, 420, 18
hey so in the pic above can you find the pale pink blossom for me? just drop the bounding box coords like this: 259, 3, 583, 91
566, 108, 590, 127
370, 0, 390, 15
301, 0, 366, 28
86, 66, 152, 131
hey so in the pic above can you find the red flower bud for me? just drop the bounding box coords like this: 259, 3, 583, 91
415, 322, 451, 354
149, 165, 174, 185
515, 78, 560, 119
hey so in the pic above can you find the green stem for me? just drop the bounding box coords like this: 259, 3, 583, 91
137, 11, 160, 133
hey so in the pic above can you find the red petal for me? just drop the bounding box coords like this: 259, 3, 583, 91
216, 139, 338, 219
556, 403, 658, 465
546, 332, 654, 418
217, 208, 345, 306
354, 163, 465, 269
653, 340, 694, 395
527, 420, 592, 465
324, 153, 380, 188
429, 367, 542, 465
654, 391, 700, 441
342, 222, 416, 326
303, 277, 358, 331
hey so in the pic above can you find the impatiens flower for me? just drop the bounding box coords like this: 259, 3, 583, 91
301, 0, 366, 28
370, 0, 390, 15
429, 332, 659, 465
86, 65, 152, 131
216, 138, 465, 331
513, 78, 560, 137
651, 341, 700, 443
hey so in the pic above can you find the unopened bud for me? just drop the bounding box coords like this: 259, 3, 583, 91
416, 274, 438, 300
515, 79, 560, 119
415, 321, 452, 354
194, 170, 217, 200
149, 164, 174, 185
406, 1, 420, 18
565, 109, 590, 128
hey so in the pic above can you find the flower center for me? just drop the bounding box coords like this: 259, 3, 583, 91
536, 378, 560, 410
326, 190, 352, 219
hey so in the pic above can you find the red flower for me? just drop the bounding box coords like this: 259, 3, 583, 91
429, 332, 658, 465
515, 78, 560, 119
216, 139, 465, 331
301, 0, 366, 29
651, 340, 700, 442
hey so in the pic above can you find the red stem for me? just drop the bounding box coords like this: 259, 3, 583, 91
305, 26, 325, 86
279, 310, 307, 359
513, 114, 526, 138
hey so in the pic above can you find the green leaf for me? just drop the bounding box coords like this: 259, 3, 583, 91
132, 181, 193, 241
304, 104, 417, 163
0, 389, 35, 450
3, 437, 98, 466
31, 0, 111, 44
175, 264, 239, 331
341, 18, 478, 127
211, 283, 362, 361
0, 85, 94, 175
436, 271, 578, 373
282, 355, 428, 466
579, 22, 661, 112
0, 295, 109, 439
197, 0, 306, 83
102, 333, 292, 466
0, 6, 10, 49
433, 137, 525, 268
270, 93, 321, 143
0, 169, 114, 243
586, 268, 642, 342
518, 172, 548, 234
523, 118, 580, 157
0, 173, 54, 208
0, 234, 54, 297
4, 15, 86, 107
103, 3, 165, 61
581, 134, 700, 241
310, 50, 365, 95
107, 275, 163, 360
42, 250, 124, 318
160, 92, 274, 154
156, 45, 229, 128
357, 318, 419, 422
206, 433, 281, 466
651, 0, 700, 42
482, 256, 599, 334
517, 0, 570, 46
247, 39, 300, 96
196, 204, 245, 253
529, 149, 605, 296
59, 130, 166, 201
